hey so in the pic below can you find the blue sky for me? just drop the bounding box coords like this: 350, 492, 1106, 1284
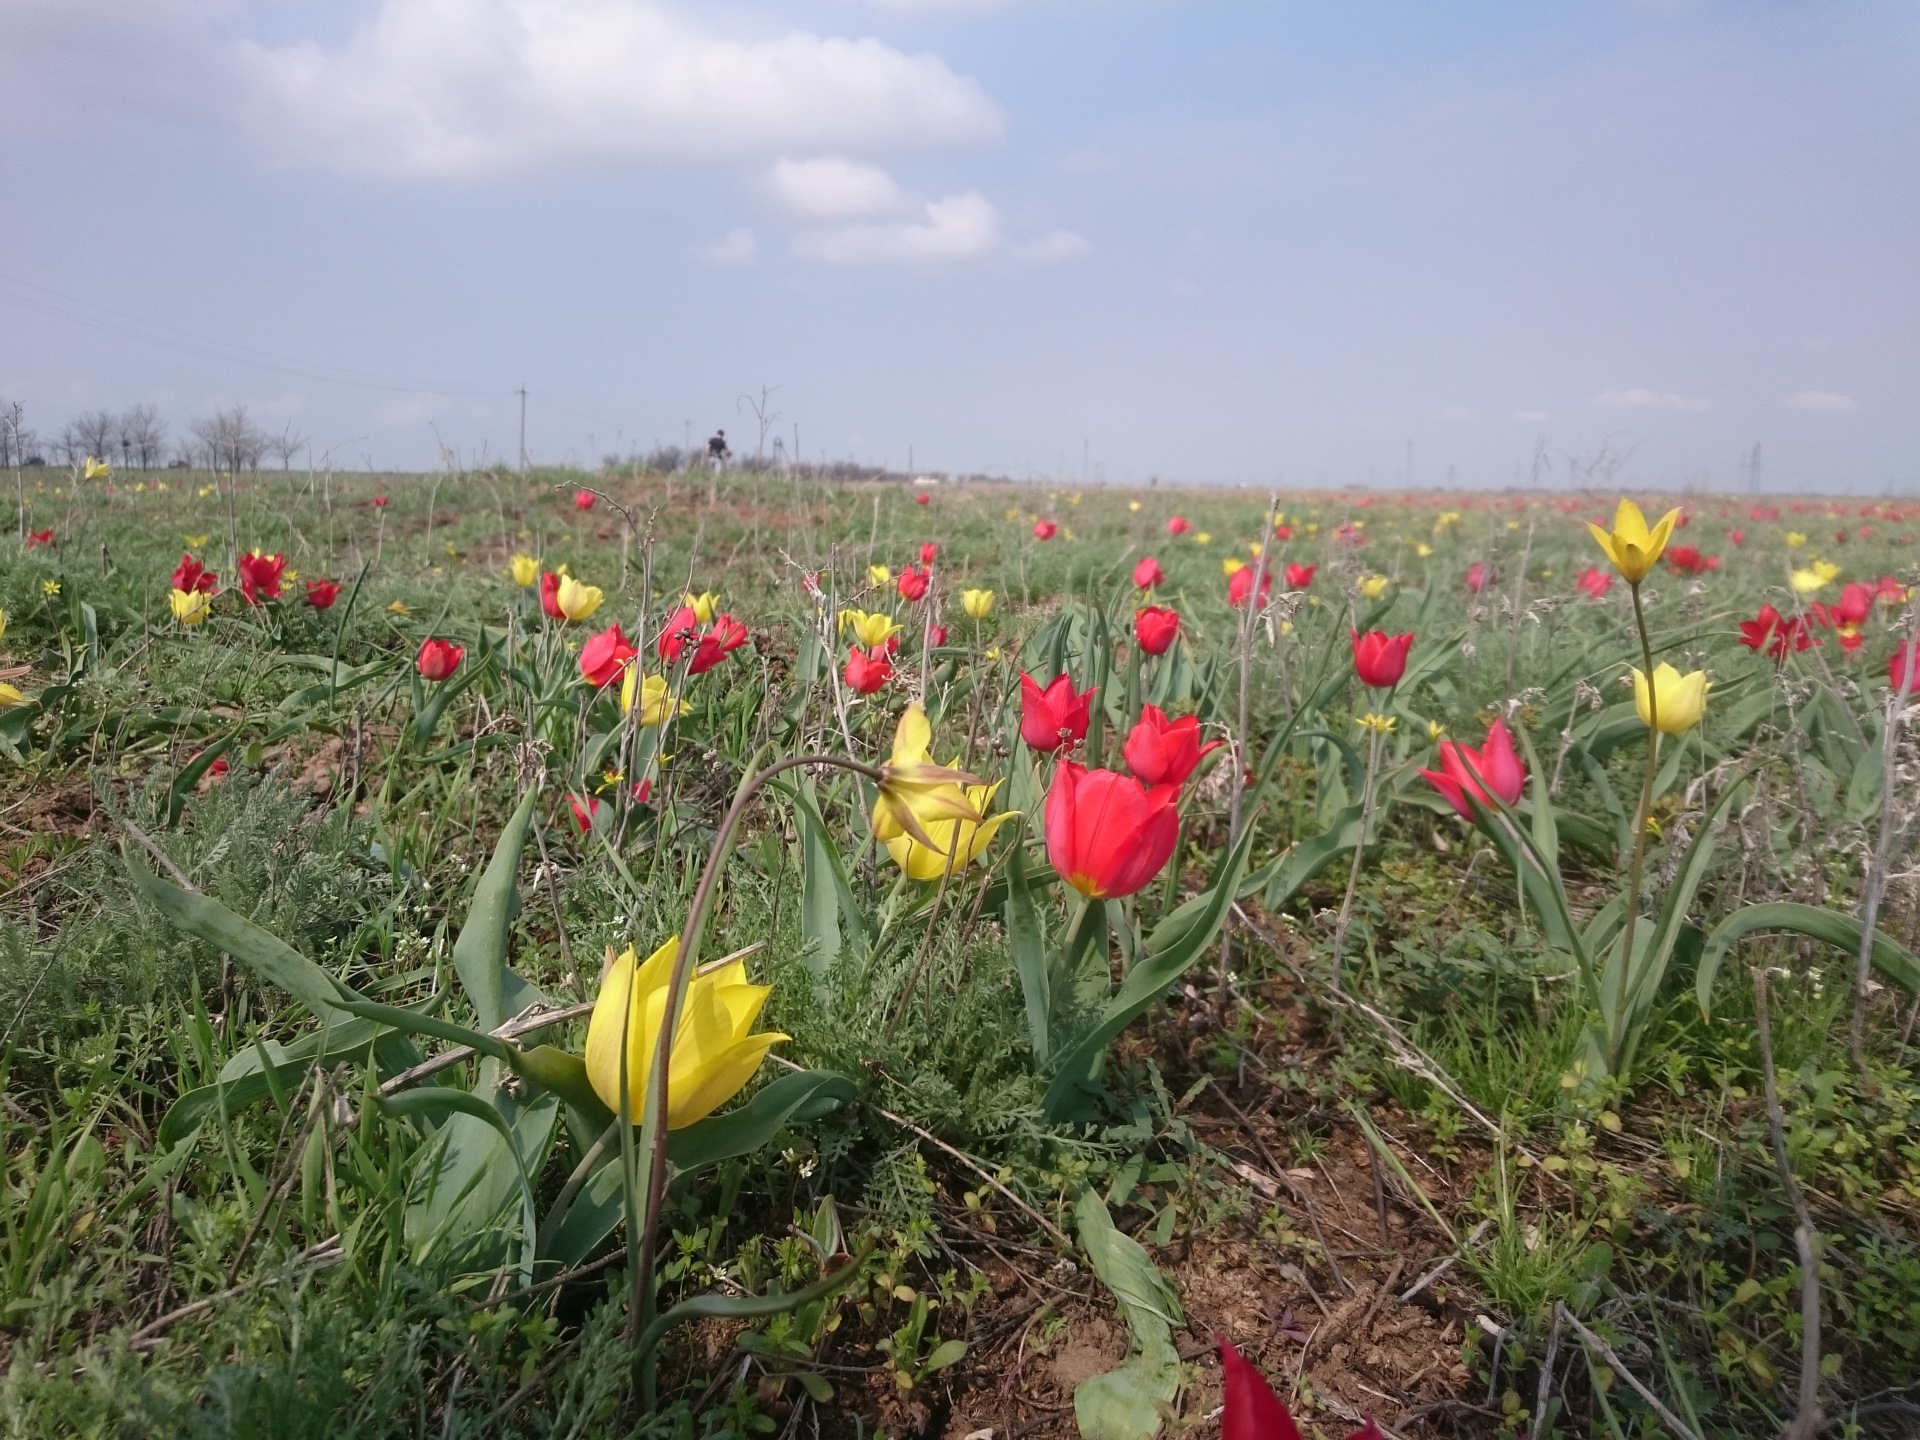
2, 1, 1915, 489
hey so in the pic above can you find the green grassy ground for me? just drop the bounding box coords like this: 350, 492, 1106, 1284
2, 462, 1917, 1439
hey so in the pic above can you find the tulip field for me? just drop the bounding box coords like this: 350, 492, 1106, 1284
6, 465, 1920, 1440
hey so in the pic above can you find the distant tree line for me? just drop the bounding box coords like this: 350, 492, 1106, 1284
0, 399, 308, 472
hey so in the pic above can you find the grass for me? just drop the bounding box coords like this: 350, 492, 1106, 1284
2, 462, 1919, 1437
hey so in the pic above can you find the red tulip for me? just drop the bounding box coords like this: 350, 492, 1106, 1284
928, 625, 948, 647
631, 777, 653, 805
172, 553, 218, 594
579, 623, 636, 688
1738, 604, 1814, 662
1019, 672, 1095, 753
1890, 641, 1920, 693
238, 551, 286, 604
919, 542, 938, 565
1273, 523, 1293, 541
1283, 562, 1315, 589
1666, 545, 1720, 577
657, 605, 701, 661
1350, 629, 1414, 689
1220, 1340, 1380, 1440
1834, 582, 1873, 627
688, 614, 749, 675
1575, 566, 1613, 599
1123, 705, 1222, 785
897, 564, 931, 601
1875, 575, 1908, 606
1420, 717, 1525, 820
1229, 565, 1273, 608
915, 493, 930, 506
202, 752, 230, 779
26, 529, 54, 549
304, 578, 341, 610
1033, 519, 1058, 540
1750, 504, 1780, 522
416, 637, 464, 682
1135, 605, 1180, 656
1132, 556, 1165, 590
1728, 528, 1746, 546
1166, 516, 1191, 536
570, 795, 601, 832
844, 646, 892, 694
573, 489, 595, 511
1044, 762, 1180, 899
372, 495, 389, 509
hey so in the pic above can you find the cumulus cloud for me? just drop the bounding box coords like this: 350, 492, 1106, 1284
1592, 387, 1709, 413
794, 191, 999, 265
698, 227, 757, 267
231, 0, 1004, 179
767, 157, 913, 221
1786, 389, 1857, 411
1014, 230, 1089, 264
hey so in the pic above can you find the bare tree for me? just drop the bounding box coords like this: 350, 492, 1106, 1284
190, 405, 268, 472
120, 404, 166, 469
0, 401, 36, 470
267, 421, 310, 471
737, 385, 782, 468
69, 409, 118, 464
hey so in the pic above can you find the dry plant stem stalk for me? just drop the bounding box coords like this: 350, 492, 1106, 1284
1228, 494, 1279, 848
1555, 1303, 1704, 1440
1329, 717, 1386, 995
1851, 605, 1917, 1077
1752, 966, 1824, 1440
1611, 578, 1660, 1069
632, 753, 888, 1364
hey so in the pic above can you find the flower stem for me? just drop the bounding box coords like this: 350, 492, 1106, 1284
1611, 580, 1660, 1071
631, 752, 885, 1389
1329, 715, 1385, 996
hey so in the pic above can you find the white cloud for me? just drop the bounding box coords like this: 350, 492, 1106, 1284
768, 157, 912, 221
794, 191, 999, 264
698, 227, 757, 267
1014, 230, 1088, 264
1592, 387, 1709, 413
1786, 388, 1857, 411
231, 0, 1003, 180
1511, 408, 1551, 425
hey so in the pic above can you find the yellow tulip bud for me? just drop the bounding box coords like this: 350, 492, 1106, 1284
0, 683, 24, 709
621, 670, 686, 727
1632, 663, 1709, 734
871, 705, 981, 848
838, 608, 902, 650
555, 575, 603, 622
509, 553, 539, 587
583, 939, 787, 1128
169, 588, 213, 626
961, 588, 995, 620
1586, 498, 1681, 584
1360, 574, 1389, 598
868, 564, 892, 587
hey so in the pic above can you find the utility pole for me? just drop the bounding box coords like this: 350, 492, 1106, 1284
516, 386, 528, 473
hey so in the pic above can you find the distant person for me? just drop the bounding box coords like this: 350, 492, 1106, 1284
707, 430, 731, 470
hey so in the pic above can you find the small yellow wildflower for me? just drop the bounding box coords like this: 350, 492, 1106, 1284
1357, 712, 1397, 734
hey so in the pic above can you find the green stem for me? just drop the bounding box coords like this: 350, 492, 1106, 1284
1611, 581, 1660, 1069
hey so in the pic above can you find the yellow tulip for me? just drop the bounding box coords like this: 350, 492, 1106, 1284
583, 938, 787, 1127
683, 590, 720, 625
1194, 532, 1212, 546
0, 608, 7, 643
1128, 501, 1142, 513
169, 588, 212, 626
1222, 557, 1245, 577
838, 608, 902, 650
83, 456, 111, 480
1785, 531, 1806, 548
961, 588, 994, 620
1789, 567, 1828, 596
1413, 541, 1434, 558
387, 600, 411, 615
555, 575, 603, 622
868, 564, 892, 587
1631, 663, 1709, 734
871, 704, 980, 848
1360, 574, 1389, 598
621, 670, 686, 727
1586, 499, 1682, 584
183, 534, 209, 548
509, 553, 539, 587
885, 778, 1016, 880
0, 683, 23, 709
